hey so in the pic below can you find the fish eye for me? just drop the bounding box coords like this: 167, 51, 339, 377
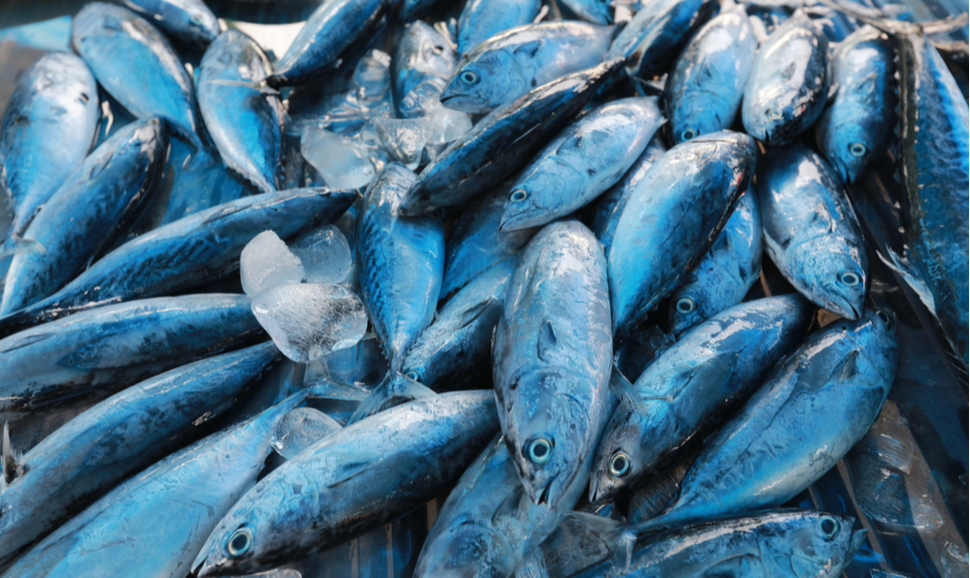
404, 370, 419, 381
849, 142, 867, 157
432, 45, 445, 54
680, 128, 697, 141
528, 438, 552, 464
819, 516, 840, 538
227, 528, 252, 557
459, 71, 479, 85
839, 271, 861, 287
875, 309, 893, 328
675, 297, 695, 314
767, 109, 783, 120
610, 453, 631, 477
509, 189, 528, 203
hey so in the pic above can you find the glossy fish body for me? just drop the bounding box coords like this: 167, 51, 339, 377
117, 0, 220, 45
635, 310, 898, 530
0, 52, 99, 229
0, 188, 355, 336
1, 118, 168, 315
664, 12, 757, 145
442, 22, 614, 115
742, 12, 828, 144
2, 394, 306, 578
0, 342, 280, 568
392, 21, 456, 119
759, 143, 867, 320
608, 131, 756, 339
561, 0, 612, 25
493, 221, 613, 508
72, 2, 201, 149
191, 391, 499, 577
403, 59, 626, 215
499, 97, 664, 231
266, 0, 385, 87
667, 186, 762, 334
589, 295, 813, 501
0, 294, 263, 419
198, 30, 283, 193
457, 0, 541, 56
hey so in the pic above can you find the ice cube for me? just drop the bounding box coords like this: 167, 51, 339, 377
252, 283, 368, 363
273, 407, 341, 459
370, 117, 430, 167
290, 225, 353, 285
301, 125, 385, 189
424, 101, 472, 145
240, 231, 305, 296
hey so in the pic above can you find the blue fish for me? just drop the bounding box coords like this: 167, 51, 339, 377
392, 21, 457, 119
457, 0, 541, 55
118, 0, 220, 45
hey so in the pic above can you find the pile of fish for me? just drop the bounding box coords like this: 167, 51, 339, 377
0, 0, 965, 575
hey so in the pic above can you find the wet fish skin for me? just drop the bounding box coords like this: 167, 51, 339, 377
759, 143, 867, 320
116, 0, 220, 45
742, 12, 828, 145
589, 295, 814, 502
608, 130, 756, 339
0, 294, 263, 420
442, 22, 614, 115
499, 96, 664, 232
403, 58, 627, 215
560, 0, 612, 25
667, 186, 762, 335
198, 29, 284, 193
1, 118, 168, 315
0, 52, 99, 231
493, 221, 613, 509
191, 391, 499, 577
457, 0, 541, 56
71, 2, 201, 149
0, 342, 280, 568
392, 21, 457, 119
663, 12, 757, 145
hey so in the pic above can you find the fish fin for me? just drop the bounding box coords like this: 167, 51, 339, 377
2, 233, 46, 256
203, 79, 281, 96
701, 554, 766, 578
513, 40, 541, 59
609, 367, 648, 416
537, 319, 559, 361
346, 373, 436, 424
2, 423, 20, 485
878, 250, 937, 316
492, 485, 528, 525
272, 407, 342, 460
457, 298, 493, 328
832, 350, 860, 383
326, 459, 377, 489
558, 512, 634, 568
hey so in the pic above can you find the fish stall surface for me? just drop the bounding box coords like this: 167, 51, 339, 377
0, 0, 965, 576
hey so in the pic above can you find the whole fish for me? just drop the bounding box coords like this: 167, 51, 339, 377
441, 186, 538, 298
116, 0, 220, 45
198, 29, 284, 193
1, 118, 168, 315
572, 510, 866, 577
561, 0, 612, 25
633, 309, 898, 531
499, 97, 664, 231
442, 22, 615, 114
191, 391, 499, 577
759, 143, 868, 320
493, 221, 613, 508
392, 21, 457, 118
0, 188, 355, 337
606, 0, 720, 79
1, 393, 308, 578
0, 342, 280, 568
585, 135, 665, 254
609, 131, 756, 339
352, 164, 444, 419
72, 2, 202, 149
663, 11, 757, 145
742, 12, 828, 144
457, 0, 541, 56
589, 295, 813, 502
0, 294, 263, 420
265, 0, 386, 87
0, 52, 99, 231
402, 59, 626, 215
667, 186, 762, 335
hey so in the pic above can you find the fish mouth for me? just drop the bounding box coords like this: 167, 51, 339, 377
530, 471, 561, 507
497, 211, 536, 232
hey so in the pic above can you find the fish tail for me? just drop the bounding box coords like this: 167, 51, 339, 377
0, 233, 45, 258
346, 372, 437, 425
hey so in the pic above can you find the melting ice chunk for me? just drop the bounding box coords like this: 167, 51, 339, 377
240, 231, 305, 296
252, 283, 367, 363
301, 125, 384, 189
273, 407, 342, 459
424, 101, 472, 145
290, 225, 353, 285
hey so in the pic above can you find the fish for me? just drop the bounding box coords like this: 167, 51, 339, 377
402, 58, 627, 216
663, 11, 758, 145
493, 221, 613, 508
457, 0, 541, 56
116, 0, 220, 45
392, 21, 457, 119
667, 186, 763, 335
560, 0, 613, 25
442, 22, 614, 114
0, 342, 280, 568
759, 143, 868, 320
198, 29, 284, 193
499, 96, 664, 231
608, 131, 756, 339
71, 2, 202, 149
351, 164, 444, 420
0, 294, 263, 420
572, 510, 866, 577
0, 52, 99, 232
0, 118, 168, 315
742, 11, 828, 144
0, 188, 356, 338
190, 391, 499, 577
265, 0, 386, 87
632, 309, 898, 531
589, 295, 814, 502
814, 26, 895, 184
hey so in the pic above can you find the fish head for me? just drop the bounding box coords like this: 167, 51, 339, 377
763, 512, 864, 577
815, 108, 878, 184
440, 50, 524, 115
562, 0, 614, 25
667, 94, 730, 146
788, 238, 867, 320
499, 163, 575, 231
588, 405, 655, 501
415, 518, 516, 577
